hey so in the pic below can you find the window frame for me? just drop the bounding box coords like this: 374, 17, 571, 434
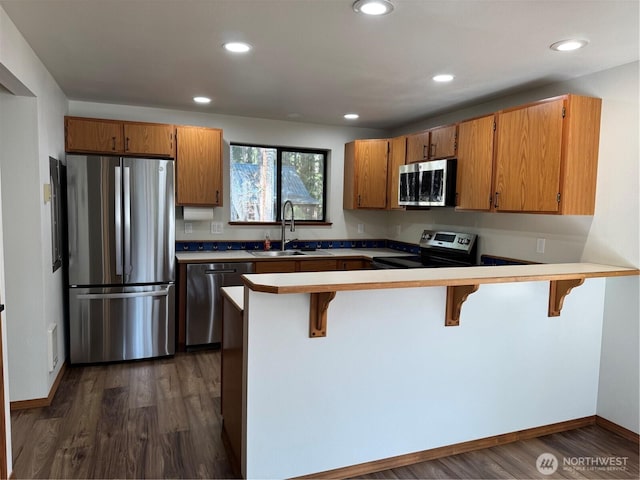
229, 142, 329, 224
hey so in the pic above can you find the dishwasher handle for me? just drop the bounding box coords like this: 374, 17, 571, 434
204, 269, 241, 275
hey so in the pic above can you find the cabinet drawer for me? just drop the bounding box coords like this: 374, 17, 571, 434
298, 259, 337, 272
254, 261, 297, 274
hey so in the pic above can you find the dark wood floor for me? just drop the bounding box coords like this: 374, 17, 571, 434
11, 350, 639, 479
11, 350, 235, 479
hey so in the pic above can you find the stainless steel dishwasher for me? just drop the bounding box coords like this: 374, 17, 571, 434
186, 262, 254, 347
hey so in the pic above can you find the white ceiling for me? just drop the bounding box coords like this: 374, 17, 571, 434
1, 0, 638, 129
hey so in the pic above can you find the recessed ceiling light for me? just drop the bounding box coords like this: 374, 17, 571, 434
344, 113, 359, 120
433, 74, 454, 83
353, 0, 394, 16
223, 42, 252, 53
193, 96, 211, 104
550, 39, 589, 52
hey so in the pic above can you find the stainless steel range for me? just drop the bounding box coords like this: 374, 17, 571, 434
372, 230, 477, 269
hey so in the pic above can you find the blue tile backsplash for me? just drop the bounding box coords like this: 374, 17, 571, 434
176, 238, 420, 253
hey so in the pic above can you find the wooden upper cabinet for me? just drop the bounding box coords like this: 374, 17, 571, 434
405, 131, 430, 163
343, 139, 389, 209
493, 94, 601, 214
429, 124, 457, 159
175, 126, 223, 206
123, 122, 174, 157
65, 116, 175, 158
456, 115, 495, 211
65, 117, 123, 153
387, 136, 406, 210
405, 125, 457, 163
494, 99, 564, 213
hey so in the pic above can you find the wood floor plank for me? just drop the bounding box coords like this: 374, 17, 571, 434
13, 417, 62, 479
49, 445, 93, 479
129, 362, 158, 408
126, 405, 161, 478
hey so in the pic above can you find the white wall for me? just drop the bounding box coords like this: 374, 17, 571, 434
0, 5, 68, 408
0, 103, 12, 479
68, 101, 388, 243
597, 276, 640, 433
244, 278, 607, 478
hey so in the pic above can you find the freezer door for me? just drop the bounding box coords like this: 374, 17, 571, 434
68, 285, 175, 364
66, 155, 123, 286
123, 158, 175, 284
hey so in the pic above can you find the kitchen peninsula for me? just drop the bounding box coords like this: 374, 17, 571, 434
224, 263, 638, 479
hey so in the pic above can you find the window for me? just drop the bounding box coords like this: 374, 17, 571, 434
230, 143, 327, 222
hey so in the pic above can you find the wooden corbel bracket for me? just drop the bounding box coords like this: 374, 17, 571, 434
548, 278, 584, 317
309, 291, 336, 338
445, 284, 479, 326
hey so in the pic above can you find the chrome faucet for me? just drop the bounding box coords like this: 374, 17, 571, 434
281, 200, 296, 251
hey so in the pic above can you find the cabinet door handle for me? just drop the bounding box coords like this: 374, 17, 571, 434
430, 143, 436, 158
357, 195, 361, 207
494, 192, 500, 208
422, 145, 428, 159
111, 137, 116, 151
125, 137, 130, 151
216, 190, 220, 204
455, 192, 459, 207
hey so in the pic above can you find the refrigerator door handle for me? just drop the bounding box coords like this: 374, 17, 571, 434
76, 288, 171, 300
114, 165, 123, 276
123, 166, 132, 278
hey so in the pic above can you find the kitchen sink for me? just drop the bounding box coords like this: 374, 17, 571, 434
250, 250, 306, 257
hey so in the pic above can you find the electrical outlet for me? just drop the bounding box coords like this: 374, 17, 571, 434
184, 222, 193, 234
357, 223, 364, 234
211, 222, 223, 234
536, 238, 546, 254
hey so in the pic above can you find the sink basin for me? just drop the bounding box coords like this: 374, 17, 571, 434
250, 250, 305, 257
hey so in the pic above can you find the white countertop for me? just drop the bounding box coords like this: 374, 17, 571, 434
242, 262, 639, 294
221, 286, 244, 311
176, 247, 408, 263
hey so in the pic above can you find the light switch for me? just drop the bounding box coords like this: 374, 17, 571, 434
536, 238, 546, 254
184, 222, 193, 234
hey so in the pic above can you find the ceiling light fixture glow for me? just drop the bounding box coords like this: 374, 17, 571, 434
344, 113, 359, 120
353, 0, 394, 16
223, 42, 252, 53
193, 96, 211, 104
433, 74, 454, 83
550, 39, 589, 51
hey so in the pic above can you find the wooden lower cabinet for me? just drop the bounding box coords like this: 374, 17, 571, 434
221, 293, 243, 476
339, 259, 371, 270
298, 259, 337, 272
254, 260, 297, 274
253, 258, 372, 273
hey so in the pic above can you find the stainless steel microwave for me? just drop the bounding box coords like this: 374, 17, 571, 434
398, 158, 457, 207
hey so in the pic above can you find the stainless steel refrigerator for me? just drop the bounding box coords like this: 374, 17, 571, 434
66, 155, 175, 364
